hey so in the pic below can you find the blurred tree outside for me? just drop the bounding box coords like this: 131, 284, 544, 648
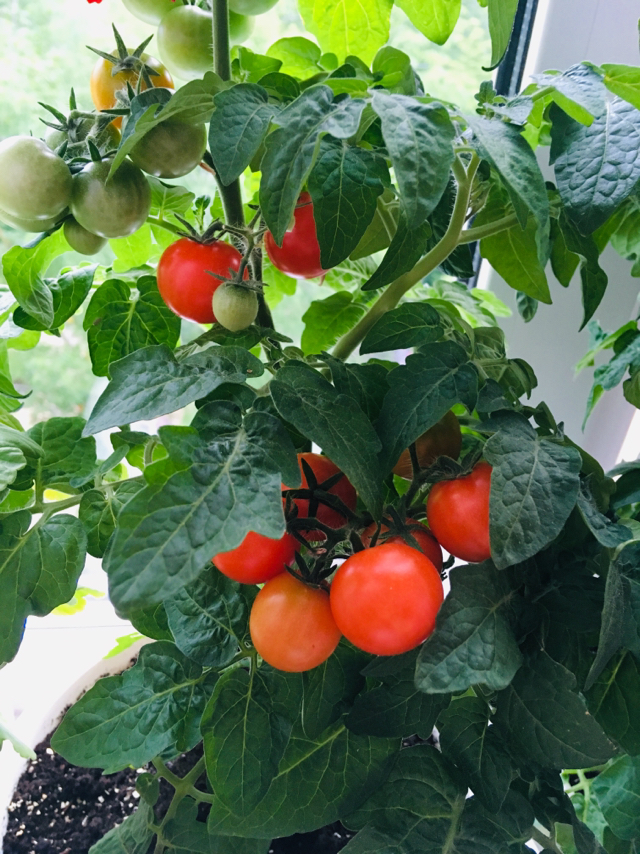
0, 0, 490, 429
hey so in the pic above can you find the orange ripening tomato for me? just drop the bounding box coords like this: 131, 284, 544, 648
330, 542, 444, 656
249, 573, 341, 672
212, 530, 297, 585
392, 411, 462, 479
426, 461, 492, 563
361, 518, 443, 572
90, 51, 174, 128
282, 452, 357, 539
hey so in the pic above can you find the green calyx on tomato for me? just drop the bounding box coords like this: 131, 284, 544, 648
282, 452, 357, 540
393, 410, 462, 479
0, 136, 72, 222
129, 119, 207, 179
213, 530, 297, 585
361, 518, 443, 572
70, 157, 151, 239
41, 99, 121, 160
157, 236, 249, 324
264, 192, 328, 279
212, 282, 259, 332
426, 461, 492, 563
63, 217, 107, 256
330, 541, 444, 656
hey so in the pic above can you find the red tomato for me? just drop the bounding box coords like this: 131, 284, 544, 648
361, 518, 443, 572
156, 238, 248, 324
330, 542, 444, 656
250, 573, 341, 672
212, 530, 297, 585
264, 192, 327, 279
282, 452, 357, 538
426, 462, 492, 563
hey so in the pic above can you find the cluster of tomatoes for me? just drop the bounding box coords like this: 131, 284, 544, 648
211, 422, 493, 673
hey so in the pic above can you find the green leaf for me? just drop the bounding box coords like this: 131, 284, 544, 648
0, 511, 87, 665
468, 115, 550, 262
438, 695, 514, 812
593, 754, 640, 841
79, 482, 143, 559
477, 185, 551, 304
29, 417, 96, 490
602, 63, 640, 111
371, 92, 455, 228
584, 554, 632, 692
51, 641, 216, 772
0, 712, 36, 760
164, 799, 271, 853
347, 647, 449, 738
394, 0, 461, 46
13, 264, 96, 332
302, 641, 368, 739
265, 37, 322, 78
88, 802, 154, 854
532, 64, 606, 125
165, 567, 254, 668
259, 86, 365, 245
586, 650, 640, 755
371, 47, 416, 95
415, 562, 523, 694
111, 76, 220, 174
483, 414, 582, 569
83, 277, 181, 378
552, 98, 640, 234
576, 478, 631, 549
209, 84, 276, 186
350, 188, 400, 260
301, 292, 367, 355
1, 229, 69, 327
494, 650, 615, 769
106, 404, 297, 612
148, 177, 195, 218
323, 357, 389, 422
375, 343, 478, 474
308, 139, 389, 268
298, 0, 393, 65
206, 720, 397, 838
270, 362, 383, 515
603, 827, 639, 854
84, 345, 263, 436
360, 303, 443, 355
109, 225, 155, 273
486, 0, 518, 68
127, 603, 173, 641
557, 211, 608, 328
202, 668, 292, 814
425, 177, 475, 278
360, 212, 432, 292
0, 426, 41, 491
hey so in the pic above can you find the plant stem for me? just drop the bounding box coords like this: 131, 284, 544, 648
457, 212, 519, 244
211, 0, 245, 228
152, 756, 209, 854
531, 827, 563, 854
332, 154, 480, 361
146, 216, 183, 236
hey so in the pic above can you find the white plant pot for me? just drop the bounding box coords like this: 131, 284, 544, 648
0, 638, 150, 853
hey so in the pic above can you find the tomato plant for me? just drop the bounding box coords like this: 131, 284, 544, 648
264, 192, 327, 279
361, 518, 443, 570
70, 157, 151, 239
330, 542, 443, 655
392, 410, 462, 478
426, 461, 492, 563
249, 572, 341, 671
0, 136, 72, 222
129, 119, 207, 178
212, 530, 296, 584
156, 237, 248, 323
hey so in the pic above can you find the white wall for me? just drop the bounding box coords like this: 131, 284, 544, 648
482, 0, 640, 470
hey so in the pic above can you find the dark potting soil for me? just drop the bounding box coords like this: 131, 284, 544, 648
3, 735, 354, 854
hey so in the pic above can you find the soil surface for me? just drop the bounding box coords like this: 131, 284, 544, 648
3, 736, 354, 854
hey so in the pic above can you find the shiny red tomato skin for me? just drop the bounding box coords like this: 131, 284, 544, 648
426, 462, 492, 563
330, 542, 444, 656
212, 530, 297, 585
361, 518, 443, 572
250, 573, 341, 672
264, 192, 327, 279
156, 238, 247, 324
283, 452, 357, 536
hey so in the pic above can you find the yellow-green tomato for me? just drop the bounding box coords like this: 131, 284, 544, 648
229, 0, 277, 15
0, 136, 72, 222
129, 120, 207, 178
63, 217, 107, 256
212, 283, 258, 331
0, 205, 67, 233
122, 0, 185, 25
70, 158, 151, 239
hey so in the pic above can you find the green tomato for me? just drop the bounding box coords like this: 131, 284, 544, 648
212, 283, 258, 331
0, 136, 72, 222
157, 5, 254, 80
229, 0, 277, 15
122, 0, 185, 25
45, 113, 121, 158
63, 217, 107, 255
70, 158, 151, 239
0, 205, 67, 233
129, 120, 207, 178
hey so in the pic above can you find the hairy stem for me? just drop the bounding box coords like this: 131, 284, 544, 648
146, 216, 183, 236
332, 154, 480, 361
531, 826, 563, 854
458, 212, 519, 244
